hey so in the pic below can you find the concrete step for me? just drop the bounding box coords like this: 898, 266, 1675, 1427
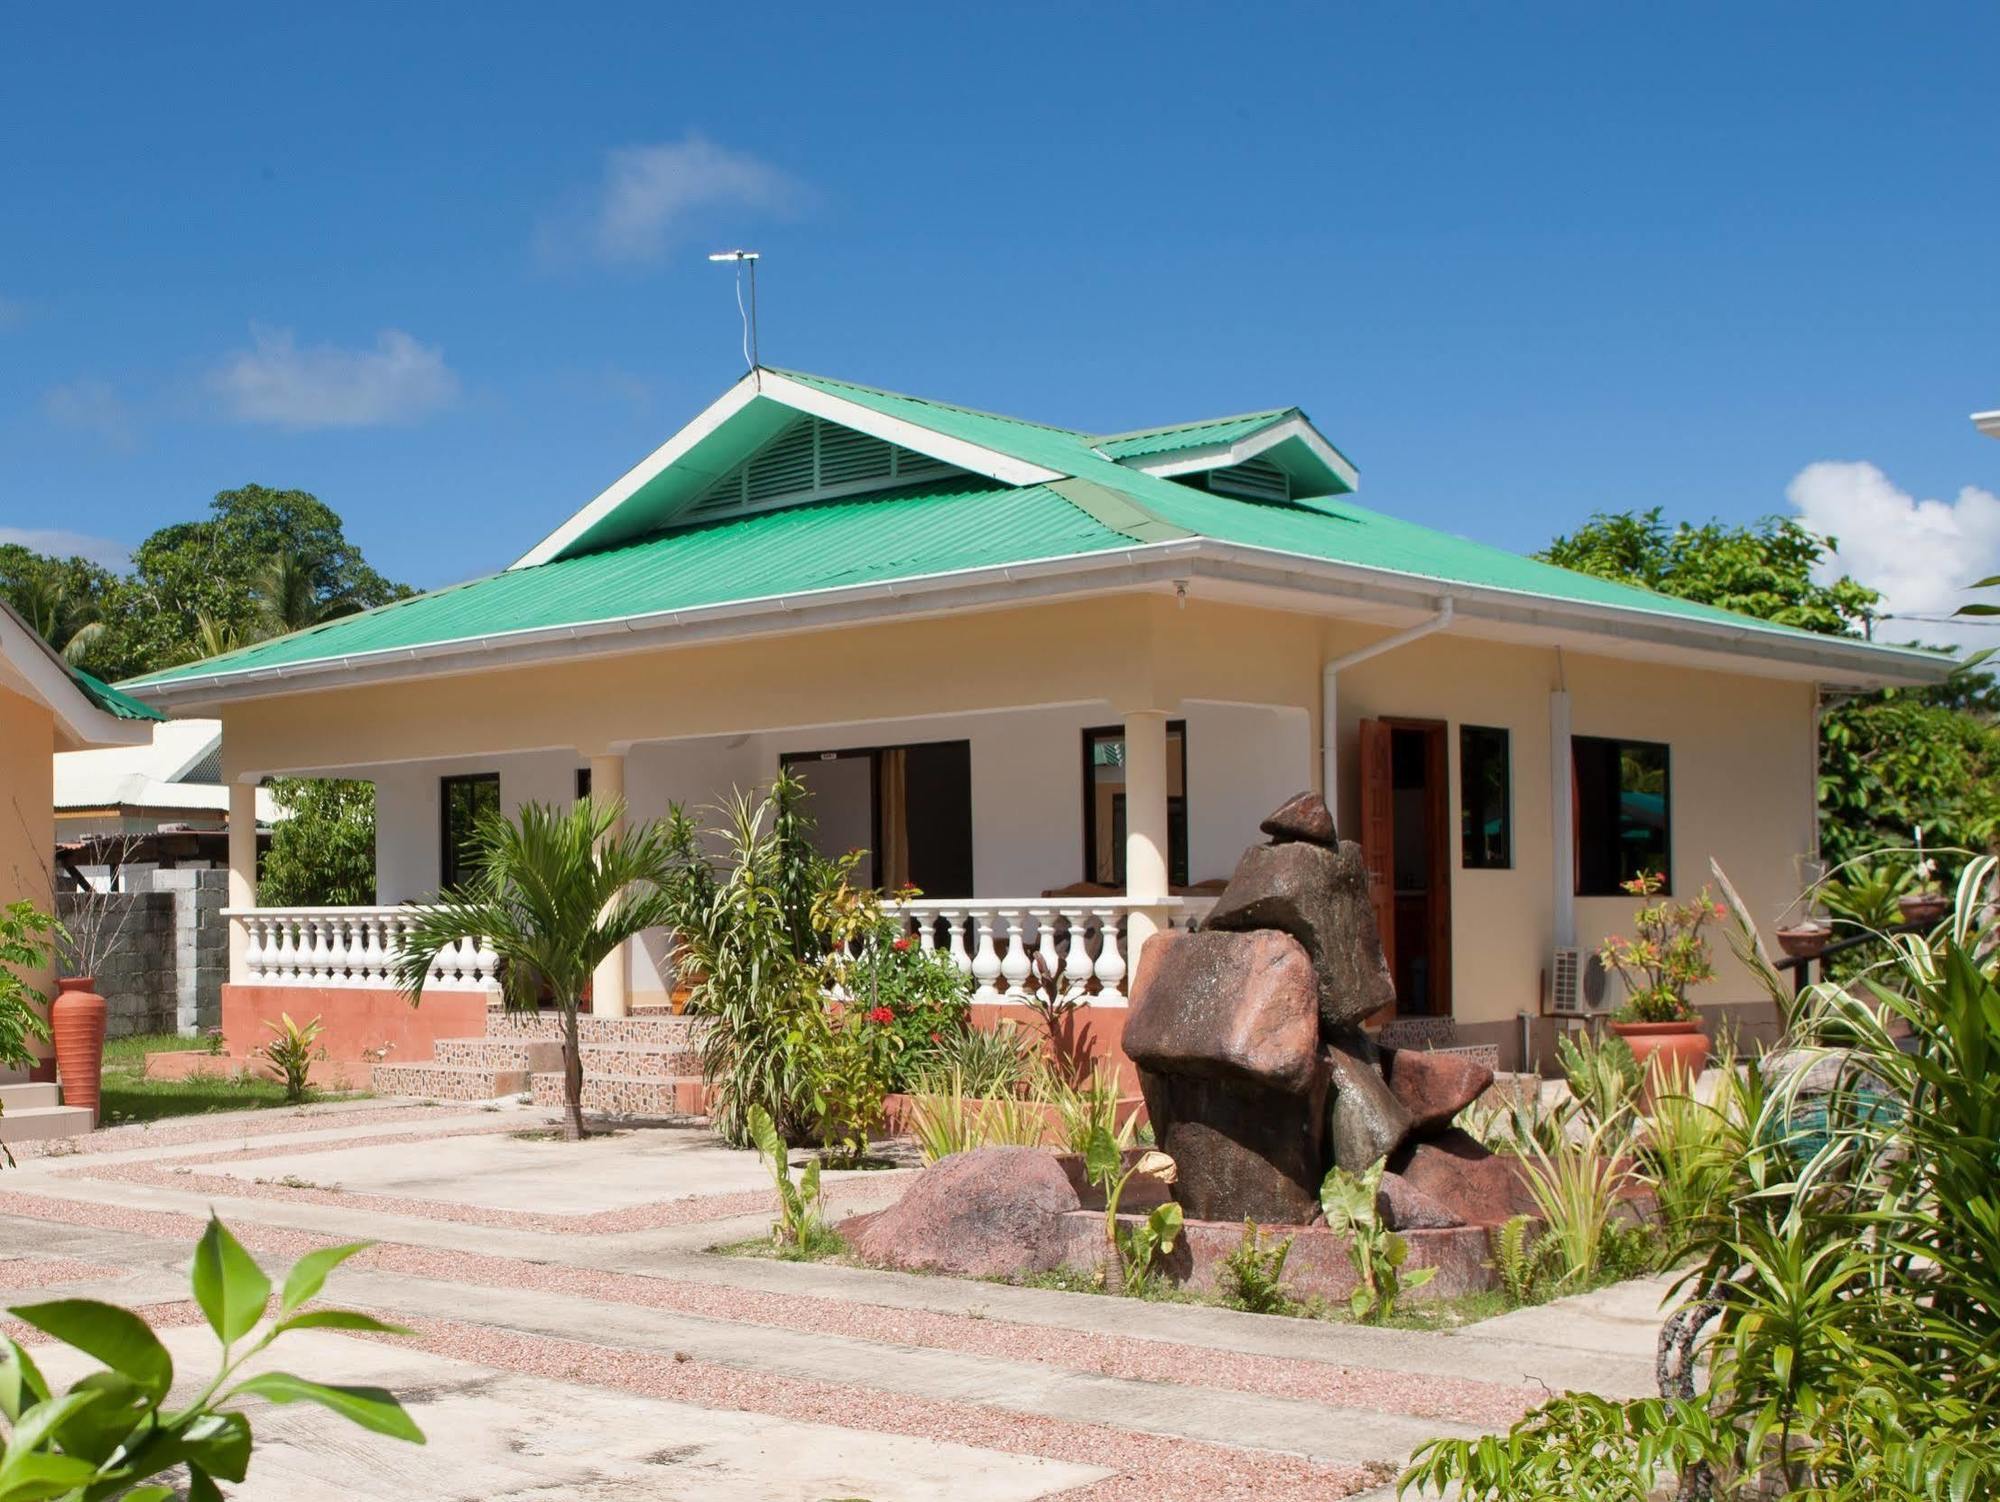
529, 1071, 707, 1119
0, 1103, 95, 1144
0, 1082, 62, 1112
484, 1012, 704, 1048
577, 1042, 705, 1078
433, 1037, 565, 1072
370, 1062, 529, 1101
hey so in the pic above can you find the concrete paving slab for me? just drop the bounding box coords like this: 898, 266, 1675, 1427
29, 1327, 1107, 1501
202, 1123, 906, 1213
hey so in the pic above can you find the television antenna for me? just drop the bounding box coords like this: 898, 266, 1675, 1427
708, 250, 760, 385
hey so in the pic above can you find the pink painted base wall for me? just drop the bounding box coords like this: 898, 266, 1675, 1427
220, 985, 490, 1077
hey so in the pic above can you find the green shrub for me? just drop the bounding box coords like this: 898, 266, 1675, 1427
808, 1003, 900, 1166
913, 1020, 1038, 1098
1514, 1114, 1642, 1289
1085, 1128, 1182, 1295
1218, 1220, 1295, 1314
1555, 1028, 1641, 1142
258, 1012, 325, 1104
0, 900, 57, 1074
1487, 1214, 1559, 1306
838, 933, 970, 1089
0, 1214, 421, 1497
748, 1104, 840, 1258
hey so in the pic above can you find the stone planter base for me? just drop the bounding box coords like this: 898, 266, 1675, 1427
142, 1049, 373, 1091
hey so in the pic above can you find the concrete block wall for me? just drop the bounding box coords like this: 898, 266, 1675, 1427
56, 869, 227, 1038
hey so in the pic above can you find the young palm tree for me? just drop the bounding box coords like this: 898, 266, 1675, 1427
394, 798, 679, 1141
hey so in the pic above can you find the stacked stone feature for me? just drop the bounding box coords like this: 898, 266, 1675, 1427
1124, 792, 1529, 1230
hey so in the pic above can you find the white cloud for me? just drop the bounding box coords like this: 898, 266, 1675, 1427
0, 527, 131, 570
548, 136, 798, 266
208, 325, 459, 429
42, 378, 137, 451
1787, 460, 2000, 651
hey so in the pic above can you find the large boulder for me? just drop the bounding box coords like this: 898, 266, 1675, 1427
1124, 929, 1320, 1094
1376, 1169, 1464, 1230
1387, 1128, 1539, 1227
1259, 790, 1339, 847
1381, 1048, 1495, 1134
842, 1147, 1081, 1278
1324, 1033, 1415, 1172
1139, 1070, 1331, 1223
1202, 840, 1394, 1032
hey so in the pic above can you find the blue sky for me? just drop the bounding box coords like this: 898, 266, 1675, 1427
3, 4, 1996, 637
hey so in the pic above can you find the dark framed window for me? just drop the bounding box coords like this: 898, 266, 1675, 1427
575, 767, 592, 801
1082, 722, 1189, 889
440, 773, 500, 892
778, 740, 974, 898
1459, 725, 1512, 869
1573, 736, 1670, 895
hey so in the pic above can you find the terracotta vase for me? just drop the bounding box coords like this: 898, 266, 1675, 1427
50, 975, 107, 1122
1898, 891, 1951, 928
1610, 1019, 1711, 1093
1775, 923, 1832, 960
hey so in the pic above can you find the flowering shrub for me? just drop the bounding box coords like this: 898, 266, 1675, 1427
1598, 872, 1719, 1023
807, 1000, 900, 1166
840, 933, 972, 1088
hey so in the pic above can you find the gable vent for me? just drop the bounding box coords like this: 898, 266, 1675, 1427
686, 417, 957, 522
1205, 455, 1292, 503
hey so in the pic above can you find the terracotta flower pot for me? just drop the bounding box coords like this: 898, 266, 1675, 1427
50, 975, 107, 1123
1609, 1019, 1711, 1091
1897, 891, 1951, 928
1775, 923, 1832, 960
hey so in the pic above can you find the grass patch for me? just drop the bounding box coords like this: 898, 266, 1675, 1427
712, 1231, 853, 1264
96, 1031, 367, 1127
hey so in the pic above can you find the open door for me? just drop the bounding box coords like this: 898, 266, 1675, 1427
1358, 718, 1397, 1001
1357, 717, 1453, 1019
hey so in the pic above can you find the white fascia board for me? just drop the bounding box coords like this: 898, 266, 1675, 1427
511, 371, 1068, 570
134, 539, 1950, 714
1975, 409, 2000, 438
511, 373, 765, 569
756, 372, 1065, 488
0, 604, 151, 750
1123, 414, 1361, 492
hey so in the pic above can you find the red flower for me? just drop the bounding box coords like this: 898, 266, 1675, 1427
868, 1005, 895, 1025
891, 935, 912, 952
928, 1030, 942, 1043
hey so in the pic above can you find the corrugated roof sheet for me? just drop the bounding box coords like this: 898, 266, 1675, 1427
126, 480, 1135, 686
72, 666, 164, 720
125, 368, 1951, 692
1093, 411, 1294, 460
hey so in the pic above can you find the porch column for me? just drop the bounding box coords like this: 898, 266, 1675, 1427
227, 780, 257, 985
587, 751, 630, 1018
1122, 709, 1172, 983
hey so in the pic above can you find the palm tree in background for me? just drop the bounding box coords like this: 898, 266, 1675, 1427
252, 550, 362, 638
393, 798, 681, 1141
13, 576, 105, 664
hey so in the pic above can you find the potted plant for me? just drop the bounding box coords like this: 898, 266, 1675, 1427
1895, 827, 1950, 928
46, 846, 142, 1120
1599, 871, 1717, 1081
0, 900, 59, 1092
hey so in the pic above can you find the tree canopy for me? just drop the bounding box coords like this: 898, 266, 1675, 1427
1540, 509, 1998, 873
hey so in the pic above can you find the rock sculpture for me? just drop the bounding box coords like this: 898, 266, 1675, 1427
1126, 791, 1516, 1230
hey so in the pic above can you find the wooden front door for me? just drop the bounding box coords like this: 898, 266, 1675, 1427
1357, 717, 1453, 1018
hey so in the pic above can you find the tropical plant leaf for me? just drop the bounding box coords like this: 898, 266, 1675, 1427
191, 1215, 271, 1346
5, 1301, 172, 1404
227, 1372, 425, 1443
279, 1242, 373, 1315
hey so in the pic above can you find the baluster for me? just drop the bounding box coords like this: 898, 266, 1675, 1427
1031, 907, 1061, 990
470, 933, 502, 1001
969, 911, 1003, 1005
1092, 909, 1127, 1005
995, 908, 1029, 997
939, 909, 971, 979
242, 916, 265, 984
915, 907, 939, 952
267, 916, 292, 984
298, 917, 322, 986
1060, 908, 1091, 995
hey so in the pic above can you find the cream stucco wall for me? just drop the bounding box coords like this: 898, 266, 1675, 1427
1, 684, 58, 1076
218, 593, 1815, 1059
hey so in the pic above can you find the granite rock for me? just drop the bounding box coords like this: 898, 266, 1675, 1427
1125, 929, 1320, 1094
1387, 1128, 1540, 1227
1139, 1067, 1331, 1224
843, 1147, 1081, 1278
1203, 840, 1395, 1032
1324, 1033, 1416, 1172
1259, 790, 1339, 847
1381, 1048, 1496, 1134
1376, 1169, 1465, 1230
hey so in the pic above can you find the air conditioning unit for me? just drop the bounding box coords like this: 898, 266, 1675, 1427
1547, 946, 1611, 1017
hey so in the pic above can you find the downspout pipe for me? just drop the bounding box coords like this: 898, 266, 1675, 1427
1320, 597, 1455, 816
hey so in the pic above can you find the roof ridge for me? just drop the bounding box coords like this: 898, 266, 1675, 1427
1091, 407, 1298, 444
764, 368, 1091, 438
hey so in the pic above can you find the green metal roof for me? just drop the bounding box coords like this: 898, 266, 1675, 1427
1093, 410, 1297, 460
124, 367, 1952, 694
70, 665, 164, 721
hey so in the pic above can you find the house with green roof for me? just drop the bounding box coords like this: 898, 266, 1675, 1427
124, 367, 1949, 1087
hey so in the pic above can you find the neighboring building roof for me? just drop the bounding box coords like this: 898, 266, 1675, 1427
0, 601, 155, 751
122, 368, 1954, 703
54, 718, 278, 823
1975, 409, 2000, 438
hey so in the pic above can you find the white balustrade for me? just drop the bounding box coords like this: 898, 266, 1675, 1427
224, 907, 502, 998
885, 897, 1197, 1008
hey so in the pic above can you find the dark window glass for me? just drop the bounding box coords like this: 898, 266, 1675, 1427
575, 767, 592, 801
1459, 725, 1512, 869
1573, 737, 1670, 895
440, 773, 500, 891
1082, 723, 1189, 888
